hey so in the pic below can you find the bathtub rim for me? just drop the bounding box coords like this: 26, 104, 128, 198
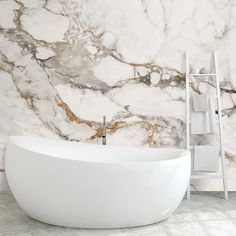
7, 135, 190, 165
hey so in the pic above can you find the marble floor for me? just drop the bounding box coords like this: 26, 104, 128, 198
0, 192, 236, 236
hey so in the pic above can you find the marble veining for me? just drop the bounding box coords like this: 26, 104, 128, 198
0, 0, 236, 191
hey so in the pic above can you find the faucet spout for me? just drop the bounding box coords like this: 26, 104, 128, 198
101, 115, 106, 145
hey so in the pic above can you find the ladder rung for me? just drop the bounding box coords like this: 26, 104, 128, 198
189, 120, 219, 124
188, 73, 216, 76
191, 175, 223, 179
189, 145, 220, 147
187, 95, 217, 99
189, 146, 221, 152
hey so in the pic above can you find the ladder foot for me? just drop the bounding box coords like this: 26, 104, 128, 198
224, 192, 229, 200
186, 184, 190, 200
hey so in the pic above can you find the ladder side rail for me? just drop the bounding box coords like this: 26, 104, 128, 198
185, 52, 191, 200
214, 51, 229, 200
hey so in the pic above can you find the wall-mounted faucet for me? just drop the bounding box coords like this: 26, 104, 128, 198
99, 115, 107, 145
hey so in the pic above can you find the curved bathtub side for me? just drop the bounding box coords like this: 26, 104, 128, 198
5, 141, 190, 229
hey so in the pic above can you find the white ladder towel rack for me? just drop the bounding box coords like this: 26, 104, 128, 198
185, 52, 228, 200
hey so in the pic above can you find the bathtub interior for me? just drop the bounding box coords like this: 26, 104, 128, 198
8, 136, 189, 164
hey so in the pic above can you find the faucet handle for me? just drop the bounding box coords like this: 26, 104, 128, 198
103, 115, 106, 125
98, 116, 109, 129
98, 115, 108, 128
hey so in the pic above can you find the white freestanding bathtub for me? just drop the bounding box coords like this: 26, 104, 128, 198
5, 136, 190, 229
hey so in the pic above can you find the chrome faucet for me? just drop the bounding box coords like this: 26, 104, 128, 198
99, 115, 107, 145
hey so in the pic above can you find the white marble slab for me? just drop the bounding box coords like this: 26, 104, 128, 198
0, 0, 19, 29
20, 8, 69, 42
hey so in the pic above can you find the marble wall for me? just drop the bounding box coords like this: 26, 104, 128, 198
0, 0, 236, 191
